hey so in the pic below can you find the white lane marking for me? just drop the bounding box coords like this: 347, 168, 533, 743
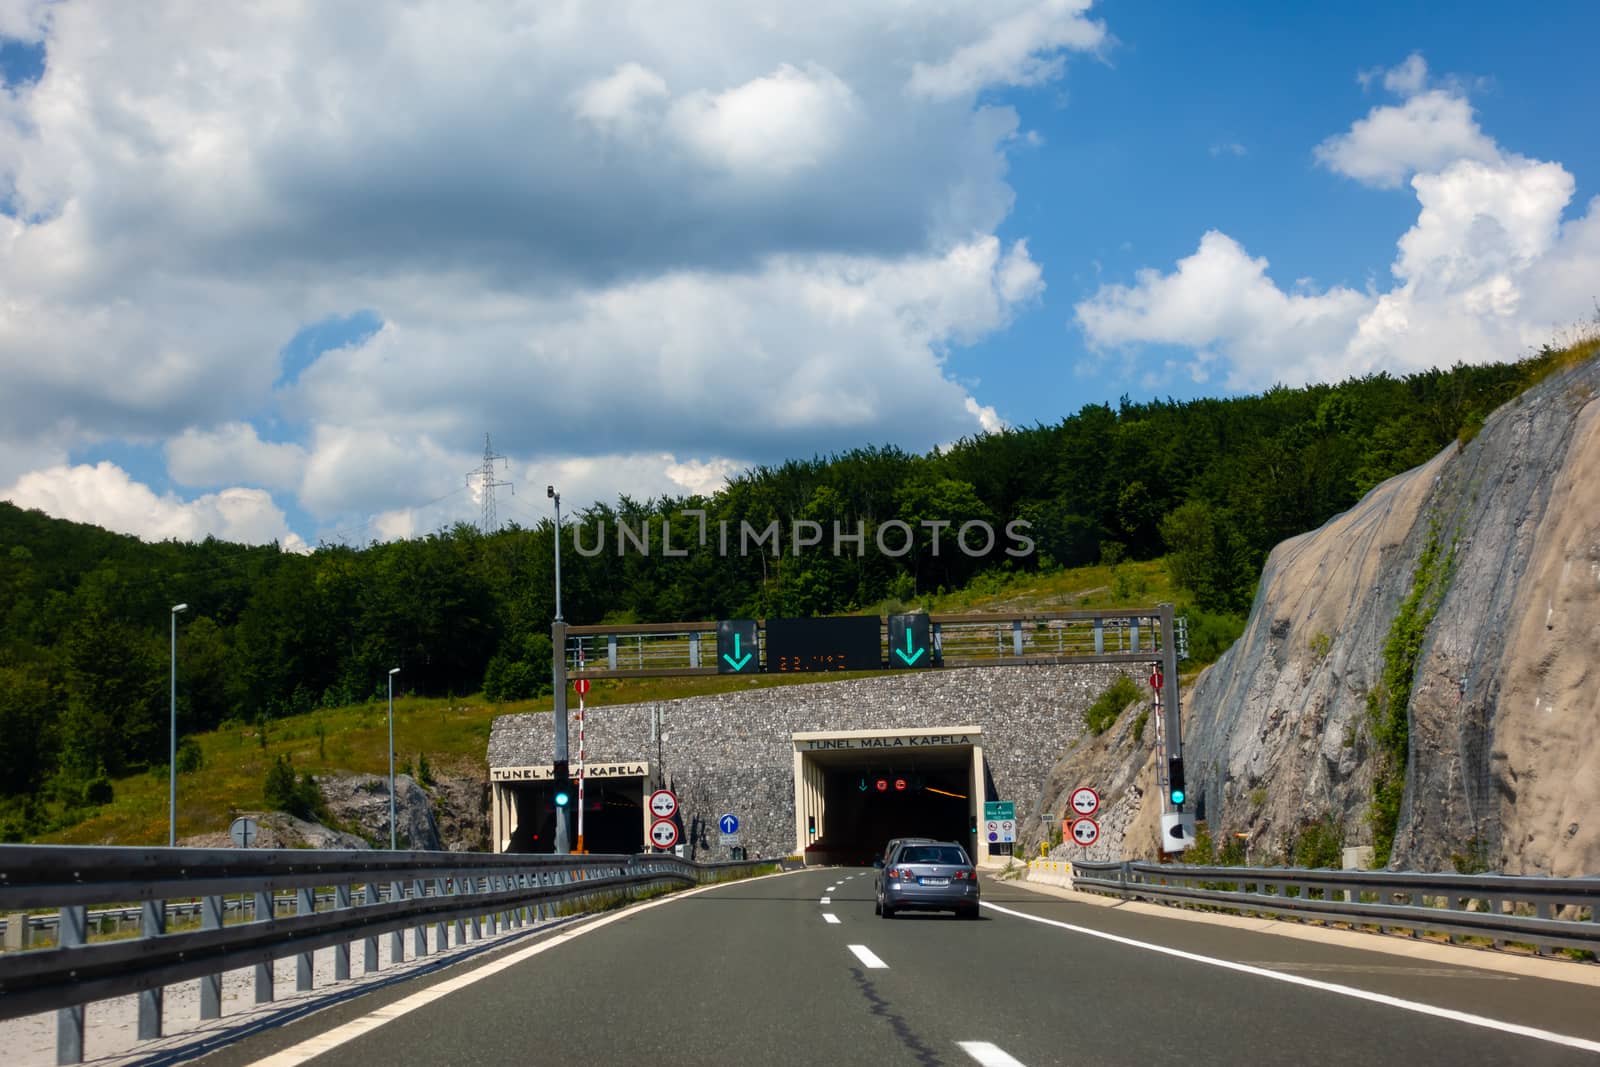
848, 944, 889, 969
246, 873, 792, 1067
820, 896, 831, 904
827, 885, 838, 892
823, 913, 841, 924
981, 901, 1600, 1055
958, 1040, 1028, 1066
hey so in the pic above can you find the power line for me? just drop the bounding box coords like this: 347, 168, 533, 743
466, 434, 513, 535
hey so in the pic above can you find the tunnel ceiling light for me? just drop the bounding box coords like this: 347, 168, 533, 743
926, 787, 967, 799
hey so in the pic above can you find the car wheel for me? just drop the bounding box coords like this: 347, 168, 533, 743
960, 906, 980, 920
873, 897, 881, 915
881, 903, 895, 919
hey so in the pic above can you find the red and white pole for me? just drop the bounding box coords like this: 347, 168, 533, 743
576, 651, 586, 853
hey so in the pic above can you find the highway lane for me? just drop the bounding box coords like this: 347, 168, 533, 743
217, 867, 1600, 1067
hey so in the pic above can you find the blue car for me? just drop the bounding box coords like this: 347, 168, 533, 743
875, 840, 980, 919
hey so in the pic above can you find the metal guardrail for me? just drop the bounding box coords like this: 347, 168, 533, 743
0, 845, 774, 1062
563, 610, 1187, 678
1067, 860, 1600, 957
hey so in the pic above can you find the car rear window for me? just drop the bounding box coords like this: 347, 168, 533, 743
899, 846, 967, 865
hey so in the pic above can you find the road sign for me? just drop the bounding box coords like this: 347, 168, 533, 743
986, 821, 999, 842
765, 615, 880, 672
650, 819, 679, 849
718, 814, 739, 835
716, 619, 759, 673
1069, 786, 1100, 817
229, 816, 259, 849
1069, 818, 1100, 847
984, 801, 1015, 822
649, 789, 678, 819
573, 677, 591, 696
888, 612, 932, 669
1150, 670, 1163, 691
1161, 812, 1196, 853
999, 819, 1015, 842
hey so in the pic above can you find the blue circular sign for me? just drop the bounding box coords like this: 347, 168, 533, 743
719, 814, 739, 834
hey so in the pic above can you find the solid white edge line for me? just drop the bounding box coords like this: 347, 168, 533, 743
981, 901, 1600, 1054
958, 1040, 1028, 1067
246, 872, 795, 1067
823, 913, 841, 924
847, 944, 888, 969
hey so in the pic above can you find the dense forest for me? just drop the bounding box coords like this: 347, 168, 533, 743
0, 349, 1567, 835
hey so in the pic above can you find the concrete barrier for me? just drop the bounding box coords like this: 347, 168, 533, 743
1026, 859, 1073, 889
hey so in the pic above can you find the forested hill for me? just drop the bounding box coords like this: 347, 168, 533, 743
0, 349, 1571, 825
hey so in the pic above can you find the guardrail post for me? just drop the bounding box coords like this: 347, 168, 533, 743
433, 877, 448, 949
689, 632, 701, 668
1536, 901, 1554, 956
413, 880, 428, 956
56, 904, 86, 1065
389, 880, 405, 963
254, 891, 274, 1002
200, 895, 223, 1019
136, 900, 165, 1039
296, 888, 315, 992
1012, 620, 1023, 656
364, 882, 381, 973
452, 877, 466, 945
334, 884, 352, 981
470, 877, 483, 941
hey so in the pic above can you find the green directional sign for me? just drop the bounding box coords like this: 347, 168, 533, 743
984, 801, 1015, 821
716, 619, 759, 674
888, 612, 932, 669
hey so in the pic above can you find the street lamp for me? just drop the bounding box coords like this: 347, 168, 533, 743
388, 667, 401, 850
169, 603, 187, 848
548, 485, 569, 853
547, 485, 562, 623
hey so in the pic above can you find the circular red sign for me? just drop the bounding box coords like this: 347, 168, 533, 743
649, 818, 679, 849
573, 677, 591, 695
875, 778, 889, 792
894, 778, 907, 792
1149, 671, 1163, 691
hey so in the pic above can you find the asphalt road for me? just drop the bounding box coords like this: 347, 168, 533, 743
215, 867, 1600, 1067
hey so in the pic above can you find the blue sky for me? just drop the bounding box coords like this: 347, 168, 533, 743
1, 1, 1596, 547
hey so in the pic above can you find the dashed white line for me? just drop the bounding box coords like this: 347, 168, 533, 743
847, 944, 889, 969
820, 896, 831, 904
958, 1041, 1028, 1067
981, 901, 1600, 1055
823, 913, 841, 924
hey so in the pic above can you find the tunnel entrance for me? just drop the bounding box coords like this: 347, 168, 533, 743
792, 728, 984, 866
489, 761, 652, 854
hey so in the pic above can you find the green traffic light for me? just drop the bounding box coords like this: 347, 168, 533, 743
554, 790, 571, 807
1170, 789, 1185, 805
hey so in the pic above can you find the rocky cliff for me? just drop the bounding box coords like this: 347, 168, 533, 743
1034, 352, 1600, 875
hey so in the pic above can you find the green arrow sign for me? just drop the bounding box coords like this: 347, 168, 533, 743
894, 628, 926, 665
722, 632, 752, 671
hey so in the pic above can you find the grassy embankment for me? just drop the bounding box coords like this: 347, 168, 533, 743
41, 558, 1175, 847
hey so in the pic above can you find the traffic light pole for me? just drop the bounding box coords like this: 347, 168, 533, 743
552, 620, 570, 854
1158, 603, 1183, 812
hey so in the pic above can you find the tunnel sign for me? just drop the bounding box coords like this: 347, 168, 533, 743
888, 613, 932, 668
717, 619, 759, 673
650, 819, 679, 849
1070, 818, 1100, 847
1069, 787, 1100, 817
649, 789, 678, 819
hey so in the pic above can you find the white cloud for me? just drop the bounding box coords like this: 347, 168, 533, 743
166, 422, 307, 491
1079, 63, 1600, 390
572, 62, 669, 132
1077, 231, 1370, 389
1209, 141, 1246, 158
908, 0, 1106, 99
669, 64, 858, 177
0, 2, 1088, 544
1358, 52, 1430, 96
3, 462, 306, 550
1315, 90, 1498, 189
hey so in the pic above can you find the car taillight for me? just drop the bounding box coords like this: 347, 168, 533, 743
953, 870, 972, 880
890, 868, 908, 879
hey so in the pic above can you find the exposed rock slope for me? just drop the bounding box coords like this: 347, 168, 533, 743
1037, 354, 1600, 874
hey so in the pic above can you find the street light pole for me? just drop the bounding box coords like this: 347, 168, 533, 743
548, 485, 570, 854
169, 603, 187, 848
388, 667, 401, 850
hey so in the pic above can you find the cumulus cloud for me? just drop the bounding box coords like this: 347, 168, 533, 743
1078, 57, 1600, 390
3, 462, 306, 550
0, 2, 1098, 544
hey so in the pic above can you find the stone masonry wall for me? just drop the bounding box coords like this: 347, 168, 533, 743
488, 664, 1127, 861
